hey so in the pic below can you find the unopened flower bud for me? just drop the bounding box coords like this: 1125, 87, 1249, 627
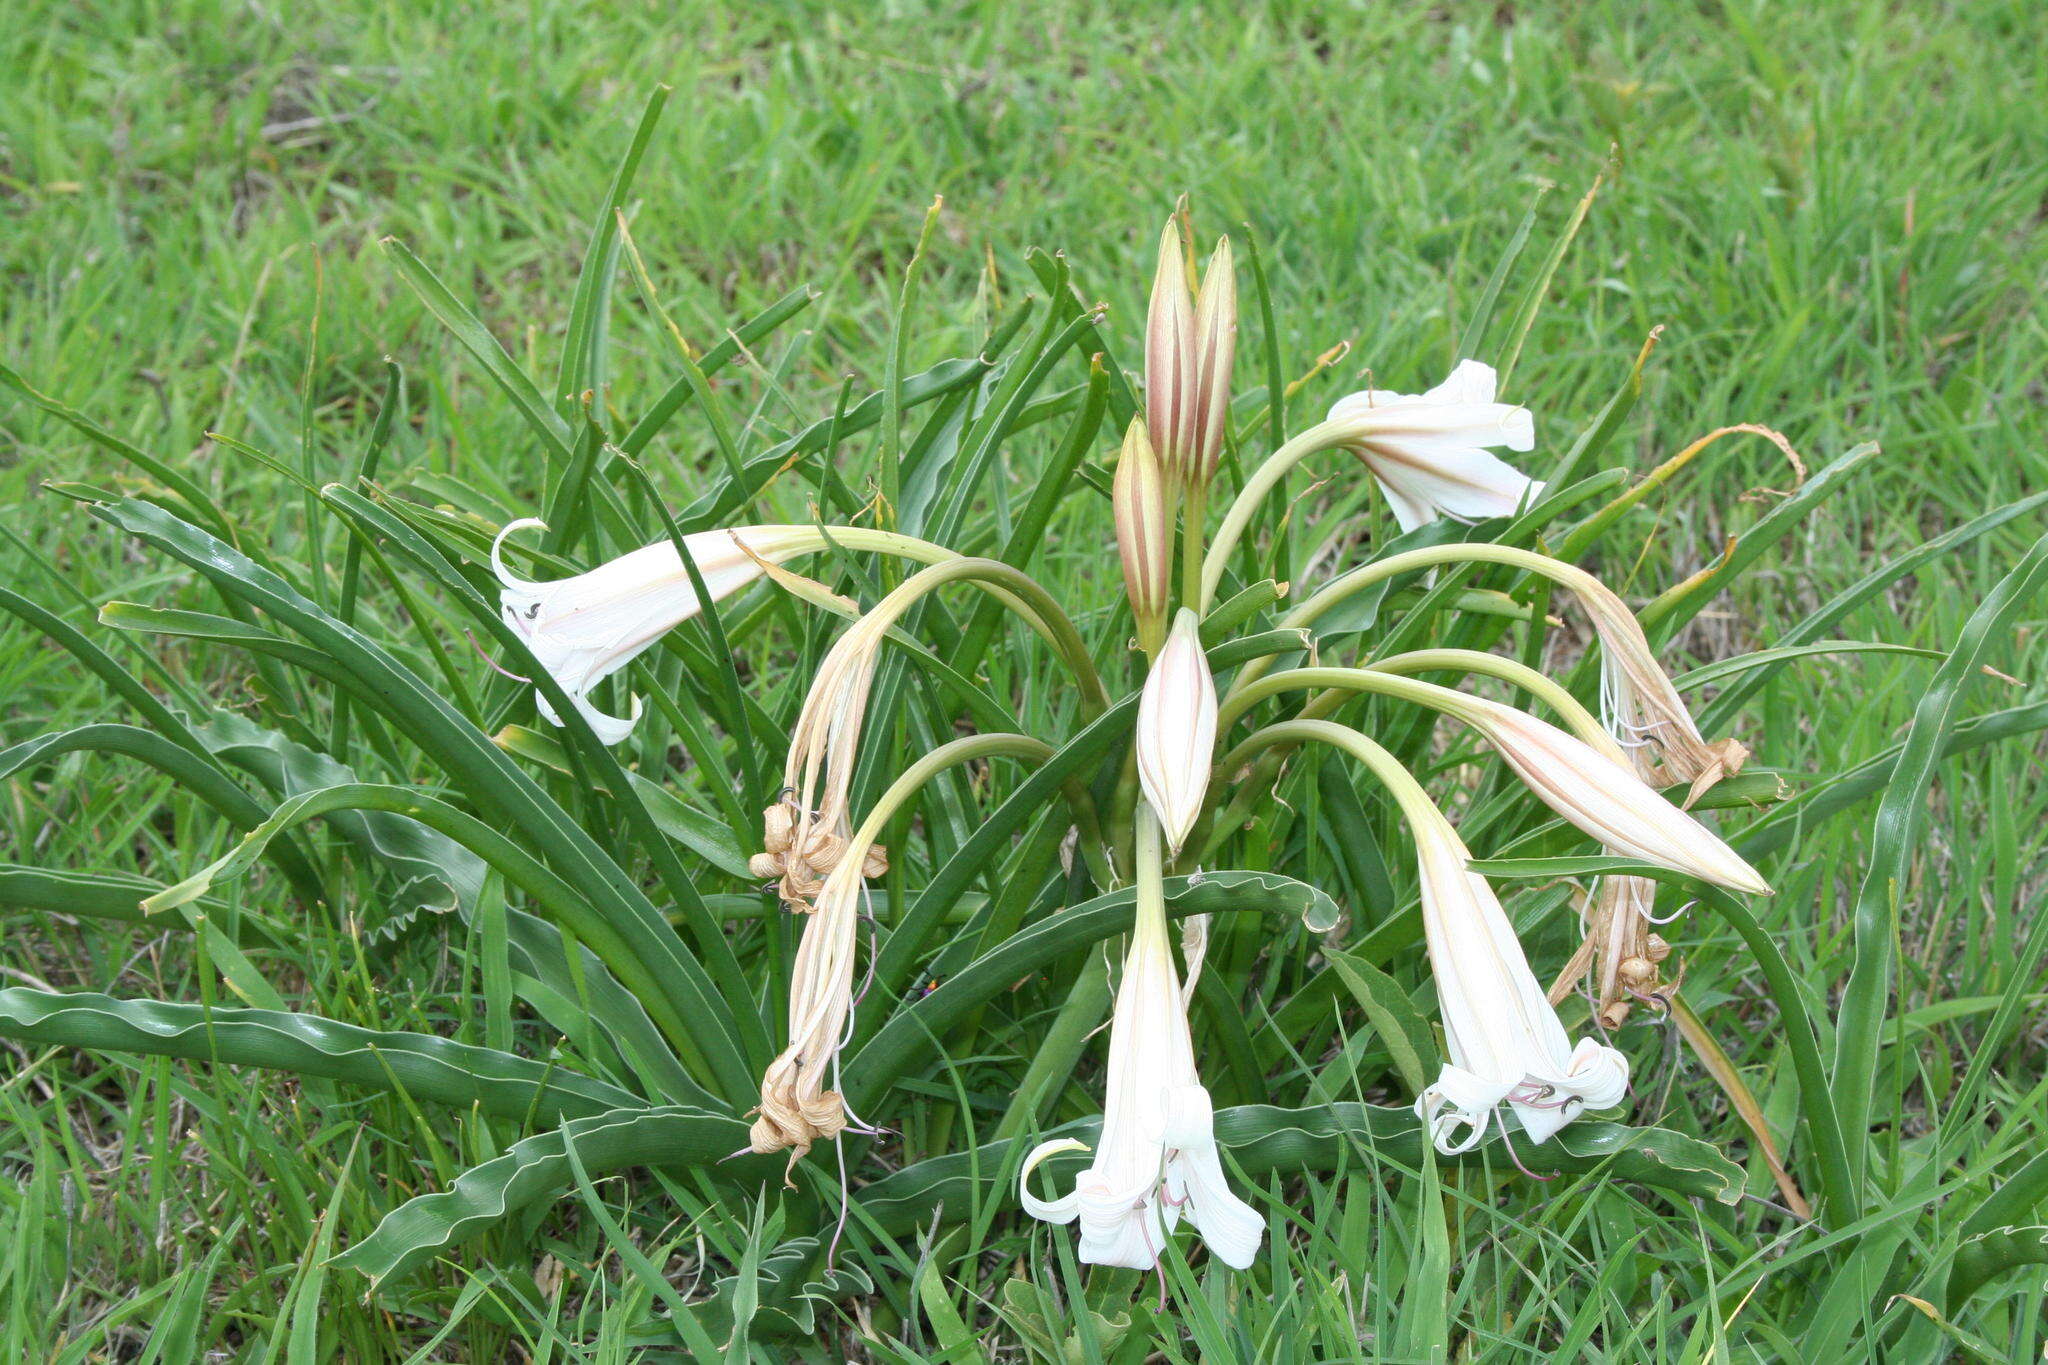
1137, 609, 1217, 857
1114, 420, 1172, 652
1145, 217, 1236, 491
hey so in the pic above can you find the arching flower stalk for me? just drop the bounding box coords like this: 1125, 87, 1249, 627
1019, 809, 1262, 1270
1220, 717, 1629, 1158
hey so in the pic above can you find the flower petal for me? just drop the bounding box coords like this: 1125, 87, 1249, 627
1017, 1138, 1089, 1224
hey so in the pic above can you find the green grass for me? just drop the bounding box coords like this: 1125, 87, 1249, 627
4, 0, 2046, 1359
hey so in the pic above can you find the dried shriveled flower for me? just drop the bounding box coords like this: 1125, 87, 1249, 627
1137, 609, 1217, 857
1561, 569, 1750, 798
750, 863, 870, 1170
1327, 360, 1539, 533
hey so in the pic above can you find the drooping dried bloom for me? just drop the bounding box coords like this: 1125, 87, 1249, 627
748, 797, 887, 913
492, 519, 812, 744
1019, 823, 1262, 1268
1452, 695, 1770, 895
1136, 609, 1217, 857
1113, 419, 1172, 651
1411, 810, 1630, 1153
1558, 566, 1750, 798
750, 862, 870, 1170
1145, 218, 1236, 489
763, 616, 892, 913
1327, 359, 1540, 532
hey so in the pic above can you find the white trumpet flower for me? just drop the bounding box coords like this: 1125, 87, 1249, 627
1454, 695, 1771, 895
1136, 610, 1217, 856
1018, 821, 1262, 1269
1327, 359, 1540, 532
492, 519, 813, 744
1412, 810, 1630, 1153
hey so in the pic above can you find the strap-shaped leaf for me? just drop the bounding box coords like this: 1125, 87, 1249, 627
0, 988, 636, 1124
333, 1105, 775, 1286
1830, 527, 2048, 1201
91, 496, 754, 1104
0, 724, 324, 905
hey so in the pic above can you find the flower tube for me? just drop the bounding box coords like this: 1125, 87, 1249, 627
1018, 811, 1262, 1270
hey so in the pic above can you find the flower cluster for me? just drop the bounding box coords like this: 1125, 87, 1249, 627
488, 205, 1766, 1275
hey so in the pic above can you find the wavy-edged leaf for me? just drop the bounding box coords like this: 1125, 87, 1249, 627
333, 1105, 777, 1286
195, 708, 484, 921
0, 988, 636, 1123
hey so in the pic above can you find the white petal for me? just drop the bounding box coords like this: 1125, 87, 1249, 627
1166, 1145, 1264, 1268
1421, 358, 1500, 407
1074, 1176, 1174, 1270
1327, 360, 1539, 530
1361, 443, 1543, 525
1417, 1064, 1515, 1154
1510, 1040, 1631, 1145
536, 686, 642, 747
1465, 699, 1770, 893
1017, 1138, 1089, 1224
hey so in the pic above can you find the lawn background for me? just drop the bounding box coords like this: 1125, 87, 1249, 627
3, 0, 2045, 1359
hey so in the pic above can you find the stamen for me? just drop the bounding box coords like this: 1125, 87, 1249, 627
463, 628, 533, 683
1641, 897, 1693, 926
1494, 1116, 1559, 1182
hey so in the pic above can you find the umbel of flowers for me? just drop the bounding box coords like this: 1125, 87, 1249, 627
493, 207, 1766, 1273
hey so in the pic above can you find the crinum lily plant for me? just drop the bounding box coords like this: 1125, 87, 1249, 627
489, 209, 1769, 1275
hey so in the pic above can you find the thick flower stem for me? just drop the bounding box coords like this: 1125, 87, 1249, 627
1179, 478, 1208, 613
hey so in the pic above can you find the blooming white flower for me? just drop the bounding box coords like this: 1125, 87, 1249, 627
1327, 359, 1540, 532
1136, 609, 1217, 856
1412, 810, 1630, 1153
1018, 885, 1262, 1270
492, 519, 812, 744
1455, 695, 1771, 895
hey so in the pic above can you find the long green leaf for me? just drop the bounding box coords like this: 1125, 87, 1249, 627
0, 988, 636, 1124
332, 1105, 775, 1286
1830, 528, 2048, 1199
